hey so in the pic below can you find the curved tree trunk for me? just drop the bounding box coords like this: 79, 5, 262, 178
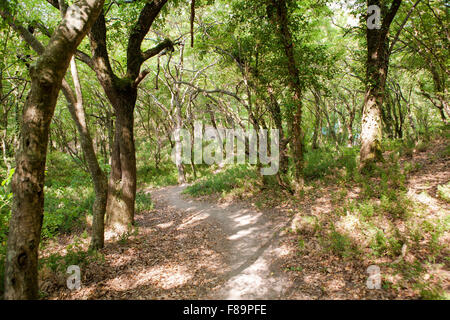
2, 0, 104, 299
62, 58, 108, 249
7, 4, 109, 250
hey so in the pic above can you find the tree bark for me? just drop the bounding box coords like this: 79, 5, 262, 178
4, 3, 108, 250
267, 85, 288, 174
62, 59, 107, 249
87, 2, 171, 232
360, 0, 402, 170
2, 0, 104, 299
268, 0, 304, 186
105, 90, 137, 232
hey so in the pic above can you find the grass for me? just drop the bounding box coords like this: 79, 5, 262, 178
43, 152, 96, 239
324, 228, 359, 258
137, 163, 178, 188
437, 182, 450, 203
302, 145, 358, 181
136, 191, 154, 213
184, 164, 259, 197
40, 238, 105, 273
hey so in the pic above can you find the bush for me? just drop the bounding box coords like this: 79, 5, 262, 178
42, 153, 95, 239
370, 230, 403, 257
303, 148, 334, 180
380, 190, 411, 219
137, 163, 178, 188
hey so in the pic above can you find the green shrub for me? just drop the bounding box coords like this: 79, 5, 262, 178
358, 200, 377, 218
302, 146, 358, 181
380, 190, 411, 219
137, 163, 178, 188
336, 147, 358, 178
370, 230, 388, 256
382, 139, 404, 152
42, 153, 95, 239
420, 287, 449, 300
370, 229, 404, 257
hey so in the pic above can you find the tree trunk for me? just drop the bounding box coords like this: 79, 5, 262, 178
347, 119, 354, 147
174, 96, 186, 184
2, 0, 104, 299
87, 2, 170, 232
62, 58, 107, 249
360, 0, 402, 170
105, 89, 137, 233
269, 0, 304, 187
266, 86, 286, 171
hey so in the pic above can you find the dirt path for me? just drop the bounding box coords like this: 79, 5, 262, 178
43, 141, 449, 300
151, 185, 293, 299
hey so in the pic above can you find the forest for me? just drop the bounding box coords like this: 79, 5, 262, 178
0, 0, 448, 300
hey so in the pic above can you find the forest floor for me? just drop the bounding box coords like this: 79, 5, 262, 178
39, 137, 449, 300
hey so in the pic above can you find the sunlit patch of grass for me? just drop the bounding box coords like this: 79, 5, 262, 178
137, 163, 178, 188
379, 191, 412, 219
40, 235, 105, 272
184, 164, 259, 197
387, 260, 449, 300
437, 182, 450, 203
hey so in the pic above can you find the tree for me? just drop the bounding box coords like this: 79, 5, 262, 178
2, 2, 108, 250
86, 1, 173, 232
359, 0, 402, 169
45, 0, 175, 232
267, 0, 306, 187
1, 0, 105, 299
397, 0, 448, 124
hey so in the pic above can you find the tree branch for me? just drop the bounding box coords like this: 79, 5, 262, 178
142, 38, 174, 62
380, 0, 402, 39
126, 0, 168, 78
88, 11, 117, 89
388, 0, 422, 55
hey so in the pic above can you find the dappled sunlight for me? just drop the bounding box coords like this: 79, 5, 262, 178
272, 244, 293, 258
156, 221, 174, 229
107, 264, 193, 291
177, 210, 210, 230
228, 227, 259, 241
335, 213, 362, 236
229, 211, 262, 228
223, 274, 266, 299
